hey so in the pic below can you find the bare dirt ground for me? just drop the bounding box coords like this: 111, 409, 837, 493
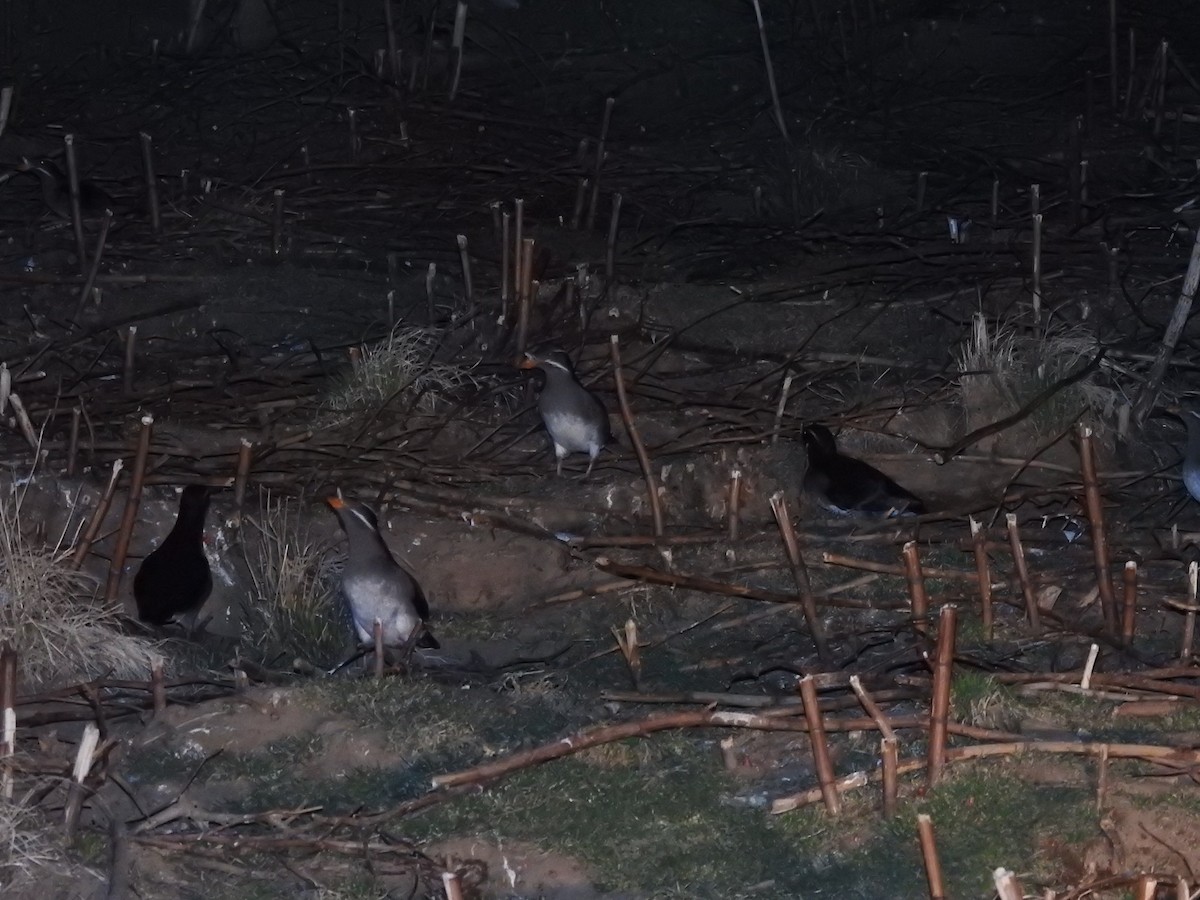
6, 0, 1200, 897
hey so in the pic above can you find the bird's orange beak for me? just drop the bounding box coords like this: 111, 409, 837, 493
518, 355, 538, 370
325, 496, 346, 510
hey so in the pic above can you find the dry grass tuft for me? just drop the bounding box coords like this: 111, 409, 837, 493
0, 487, 159, 687
241, 493, 345, 667
323, 326, 477, 422
956, 312, 1118, 443
0, 796, 100, 894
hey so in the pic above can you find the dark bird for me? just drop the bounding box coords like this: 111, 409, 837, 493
17, 157, 114, 220
134, 485, 213, 629
1180, 409, 1200, 503
519, 349, 613, 477
326, 496, 439, 650
802, 424, 926, 516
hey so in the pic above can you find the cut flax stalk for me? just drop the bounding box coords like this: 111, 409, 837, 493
613, 618, 640, 689
442, 871, 465, 900
993, 868, 1024, 900
605, 192, 622, 282
902, 541, 929, 636
139, 131, 160, 234
1122, 560, 1138, 645
64, 723, 100, 837
233, 438, 254, 509
374, 619, 385, 679
799, 675, 840, 815
104, 415, 154, 602
1077, 425, 1118, 633
917, 814, 946, 900
850, 675, 897, 816
63, 133, 88, 276
770, 493, 831, 662
456, 234, 474, 316
1, 645, 15, 800
927, 605, 957, 787
610, 335, 664, 537
969, 517, 994, 640
514, 239, 535, 360
726, 469, 742, 541
1181, 561, 1197, 661
123, 325, 137, 394
1005, 513, 1041, 632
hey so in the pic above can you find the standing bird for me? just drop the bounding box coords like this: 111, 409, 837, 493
802, 424, 926, 516
1180, 409, 1200, 503
134, 485, 213, 629
519, 349, 613, 477
17, 157, 114, 220
326, 496, 439, 649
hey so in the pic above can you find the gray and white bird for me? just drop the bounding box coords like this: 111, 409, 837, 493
326, 496, 439, 649
520, 349, 613, 477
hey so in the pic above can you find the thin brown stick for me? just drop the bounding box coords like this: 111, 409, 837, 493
594, 558, 901, 610
799, 675, 840, 814
72, 210, 113, 324
850, 675, 898, 815
1078, 425, 1117, 633
104, 415, 154, 603
822, 551, 982, 581
1006, 513, 1040, 632
433, 709, 795, 788
771, 493, 831, 662
917, 814, 946, 900
72, 460, 123, 570
1134, 225, 1200, 422
927, 605, 957, 788
610, 335, 664, 537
